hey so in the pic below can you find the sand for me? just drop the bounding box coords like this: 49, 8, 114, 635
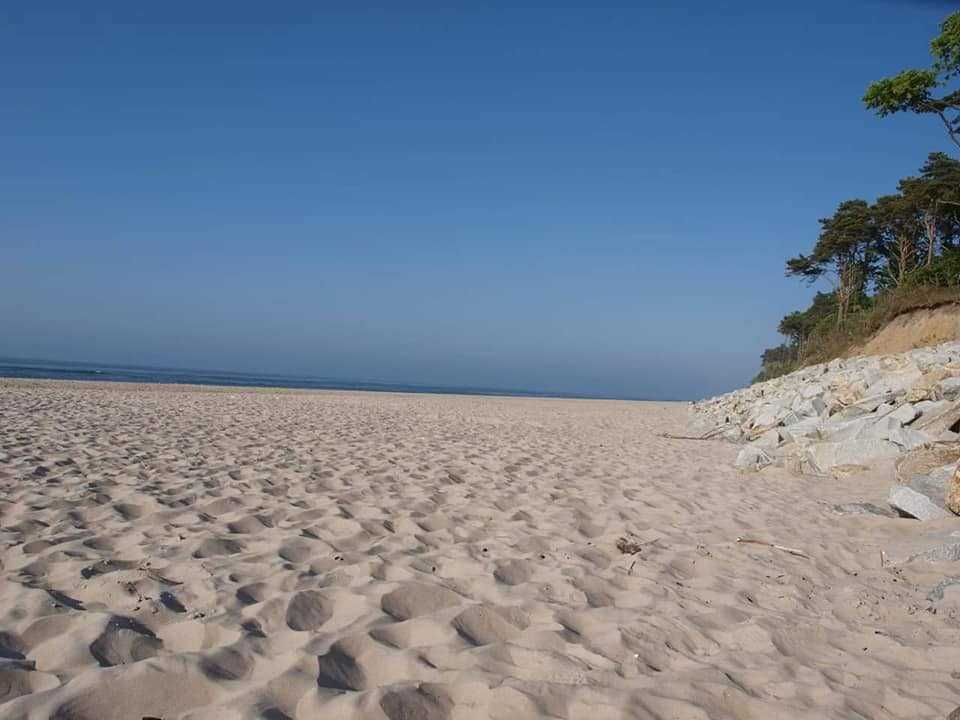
2, 379, 960, 719
855, 304, 960, 358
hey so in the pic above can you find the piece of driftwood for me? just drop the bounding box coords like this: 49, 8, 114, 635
660, 423, 735, 441
736, 536, 810, 559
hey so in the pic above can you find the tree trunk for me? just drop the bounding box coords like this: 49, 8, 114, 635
925, 213, 938, 267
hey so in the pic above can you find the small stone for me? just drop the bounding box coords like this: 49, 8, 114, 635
830, 464, 869, 480
832, 502, 896, 517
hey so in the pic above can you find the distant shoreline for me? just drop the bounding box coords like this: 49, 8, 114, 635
0, 359, 658, 402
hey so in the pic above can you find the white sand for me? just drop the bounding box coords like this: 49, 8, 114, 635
1, 379, 960, 719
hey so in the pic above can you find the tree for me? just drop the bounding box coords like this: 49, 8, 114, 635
873, 192, 920, 287
786, 200, 879, 328
863, 11, 960, 149
899, 152, 960, 266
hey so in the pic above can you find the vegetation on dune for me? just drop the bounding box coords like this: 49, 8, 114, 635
755, 11, 960, 383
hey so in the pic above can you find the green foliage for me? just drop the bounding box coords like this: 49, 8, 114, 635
932, 11, 960, 78
864, 11, 960, 148
864, 69, 939, 116
905, 248, 960, 287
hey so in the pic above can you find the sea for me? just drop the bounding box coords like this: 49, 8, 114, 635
0, 358, 599, 400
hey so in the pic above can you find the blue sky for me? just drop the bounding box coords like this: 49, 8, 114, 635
1, 1, 955, 399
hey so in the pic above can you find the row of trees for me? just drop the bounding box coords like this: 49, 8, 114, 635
757, 11, 960, 379
785, 152, 960, 329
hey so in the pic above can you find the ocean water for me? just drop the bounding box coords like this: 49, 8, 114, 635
0, 358, 595, 400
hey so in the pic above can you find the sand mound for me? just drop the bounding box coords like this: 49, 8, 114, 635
381, 583, 464, 621
285, 590, 334, 631
89, 617, 162, 667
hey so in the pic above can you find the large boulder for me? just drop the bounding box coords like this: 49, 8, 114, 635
804, 440, 901, 475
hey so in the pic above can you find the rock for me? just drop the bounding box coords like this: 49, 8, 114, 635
830, 464, 869, 480
870, 370, 923, 397
832, 502, 896, 517
690, 342, 960, 474
820, 415, 899, 443
804, 440, 900, 474
940, 376, 960, 399
887, 426, 933, 450
905, 541, 960, 563
915, 399, 949, 418
734, 445, 773, 471
889, 403, 919, 425
926, 577, 960, 603
947, 463, 960, 516
888, 486, 952, 521
752, 428, 782, 449
836, 394, 895, 419
779, 417, 822, 444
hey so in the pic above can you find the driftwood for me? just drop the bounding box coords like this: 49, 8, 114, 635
660, 423, 735, 441
736, 536, 810, 559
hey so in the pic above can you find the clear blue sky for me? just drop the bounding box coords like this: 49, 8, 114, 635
1, 1, 955, 399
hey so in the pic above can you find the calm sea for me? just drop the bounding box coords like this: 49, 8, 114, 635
0, 358, 598, 400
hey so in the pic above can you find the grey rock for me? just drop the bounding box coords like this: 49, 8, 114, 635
887, 485, 952, 521
915, 400, 949, 417
906, 541, 960, 563
836, 394, 894, 419
940, 376, 960, 399
926, 577, 960, 602
903, 463, 953, 502
889, 403, 919, 426
821, 415, 900, 443
734, 445, 773, 471
779, 417, 822, 444
752, 428, 782, 449
804, 439, 901, 474
832, 502, 897, 518
884, 529, 960, 564
887, 426, 932, 450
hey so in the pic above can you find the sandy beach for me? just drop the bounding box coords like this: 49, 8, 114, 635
2, 379, 960, 719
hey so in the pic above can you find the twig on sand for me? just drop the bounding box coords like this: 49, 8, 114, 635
660, 423, 734, 441
736, 536, 810, 560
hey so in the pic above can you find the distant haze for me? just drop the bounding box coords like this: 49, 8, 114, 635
1, 1, 953, 399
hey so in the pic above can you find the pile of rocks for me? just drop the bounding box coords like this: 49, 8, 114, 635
690, 341, 960, 520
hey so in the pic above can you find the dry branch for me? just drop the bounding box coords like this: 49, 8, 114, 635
736, 536, 810, 559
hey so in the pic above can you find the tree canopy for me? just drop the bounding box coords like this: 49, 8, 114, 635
864, 11, 960, 148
